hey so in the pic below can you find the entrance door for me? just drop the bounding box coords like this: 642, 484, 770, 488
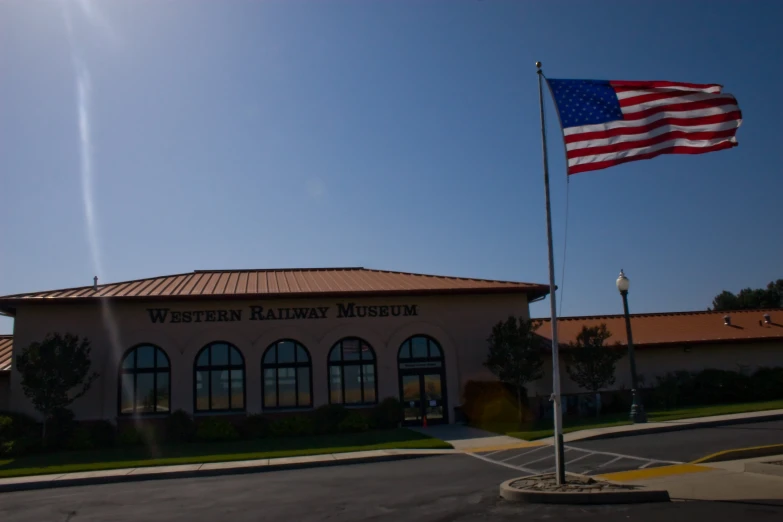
398, 335, 448, 426
400, 372, 446, 425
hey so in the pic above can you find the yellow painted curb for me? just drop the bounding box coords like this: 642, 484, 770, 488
690, 443, 783, 464
465, 441, 547, 453
596, 464, 711, 482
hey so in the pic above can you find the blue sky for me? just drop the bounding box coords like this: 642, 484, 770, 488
1, 0, 781, 335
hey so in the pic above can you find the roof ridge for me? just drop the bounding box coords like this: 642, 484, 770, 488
361, 267, 541, 286
193, 267, 364, 273
536, 307, 783, 321
0, 271, 197, 299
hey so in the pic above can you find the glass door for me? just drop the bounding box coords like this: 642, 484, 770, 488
399, 372, 447, 425
401, 374, 422, 423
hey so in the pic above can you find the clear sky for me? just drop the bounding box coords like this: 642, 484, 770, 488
1, 0, 781, 335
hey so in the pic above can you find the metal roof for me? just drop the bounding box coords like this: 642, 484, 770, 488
0, 336, 12, 372
0, 268, 550, 311
536, 308, 783, 348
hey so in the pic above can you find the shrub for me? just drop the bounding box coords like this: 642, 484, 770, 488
0, 412, 41, 456
751, 367, 783, 400
462, 380, 530, 424
312, 404, 348, 434
88, 421, 116, 448
269, 415, 315, 437
241, 414, 270, 439
196, 417, 239, 442
45, 408, 76, 449
0, 416, 12, 443
370, 397, 402, 429
338, 411, 369, 433
118, 426, 143, 446
166, 410, 195, 443
66, 426, 94, 451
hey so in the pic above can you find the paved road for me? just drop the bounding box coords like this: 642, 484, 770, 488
1, 454, 781, 521
570, 420, 783, 463
474, 420, 783, 476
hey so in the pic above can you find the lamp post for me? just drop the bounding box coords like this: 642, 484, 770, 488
616, 269, 647, 423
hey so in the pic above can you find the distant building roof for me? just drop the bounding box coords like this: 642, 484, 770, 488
0, 268, 550, 313
0, 335, 11, 372
535, 308, 783, 348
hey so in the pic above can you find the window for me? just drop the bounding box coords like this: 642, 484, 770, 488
119, 344, 170, 415
328, 337, 377, 405
262, 340, 312, 409
194, 341, 245, 412
398, 335, 443, 362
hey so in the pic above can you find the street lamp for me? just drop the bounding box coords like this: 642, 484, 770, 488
616, 269, 647, 423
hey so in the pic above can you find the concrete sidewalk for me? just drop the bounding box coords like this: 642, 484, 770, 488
536, 408, 783, 444
409, 424, 529, 452
599, 453, 783, 504
0, 448, 455, 494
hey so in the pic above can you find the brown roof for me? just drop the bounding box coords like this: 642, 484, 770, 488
535, 309, 783, 348
0, 268, 550, 312
0, 335, 11, 372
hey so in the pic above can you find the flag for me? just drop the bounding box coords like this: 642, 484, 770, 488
546, 79, 742, 175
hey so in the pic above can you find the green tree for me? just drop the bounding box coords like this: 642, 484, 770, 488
563, 324, 623, 417
710, 279, 783, 311
484, 317, 545, 423
15, 333, 99, 443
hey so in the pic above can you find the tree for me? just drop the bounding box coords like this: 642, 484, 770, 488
563, 324, 623, 417
15, 333, 99, 443
710, 279, 783, 311
484, 317, 545, 423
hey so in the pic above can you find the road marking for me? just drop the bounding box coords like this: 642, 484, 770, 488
465, 451, 539, 475
565, 445, 680, 465
639, 461, 656, 469
500, 445, 550, 462
596, 456, 624, 469
597, 464, 711, 482
690, 443, 783, 464
518, 451, 565, 467
564, 452, 594, 465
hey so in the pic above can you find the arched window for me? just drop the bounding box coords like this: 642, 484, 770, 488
119, 344, 171, 416
262, 340, 312, 409
328, 337, 377, 405
194, 341, 245, 412
398, 335, 443, 362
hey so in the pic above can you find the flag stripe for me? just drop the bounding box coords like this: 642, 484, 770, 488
622, 96, 738, 120
567, 136, 738, 167
567, 129, 738, 158
562, 106, 741, 136
563, 111, 742, 143
618, 90, 718, 109
568, 141, 737, 174
566, 120, 742, 151
610, 80, 723, 93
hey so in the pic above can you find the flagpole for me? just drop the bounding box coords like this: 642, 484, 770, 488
536, 61, 566, 485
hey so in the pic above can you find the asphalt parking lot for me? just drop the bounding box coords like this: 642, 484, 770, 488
472, 420, 783, 475
1, 454, 782, 522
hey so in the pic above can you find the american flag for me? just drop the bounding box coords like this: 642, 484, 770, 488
546, 79, 742, 175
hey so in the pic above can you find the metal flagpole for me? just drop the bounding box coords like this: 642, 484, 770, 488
535, 61, 566, 485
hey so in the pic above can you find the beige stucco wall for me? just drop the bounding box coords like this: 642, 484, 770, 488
8, 293, 531, 422
529, 341, 783, 399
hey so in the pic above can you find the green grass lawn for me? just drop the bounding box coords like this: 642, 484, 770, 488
480, 399, 783, 441
0, 428, 451, 479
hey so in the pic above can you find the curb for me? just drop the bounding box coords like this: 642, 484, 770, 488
744, 461, 783, 477
692, 443, 783, 464
0, 452, 445, 494
564, 412, 783, 443
499, 476, 670, 505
